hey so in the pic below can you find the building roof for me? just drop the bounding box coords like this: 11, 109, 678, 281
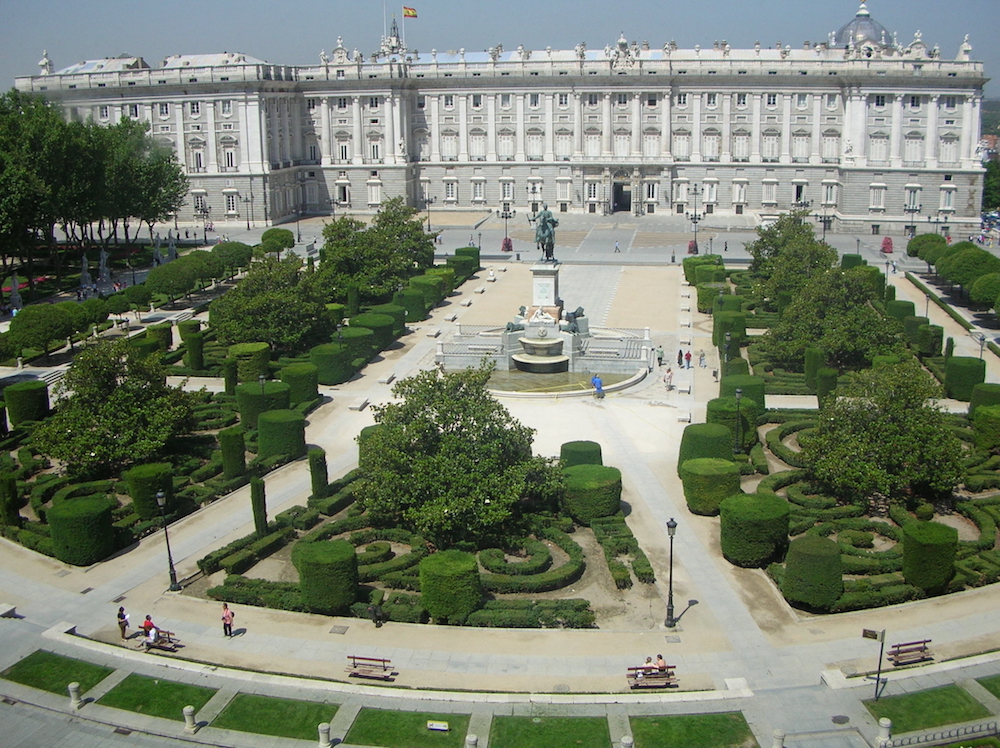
834, 2, 892, 48
54, 54, 150, 75
159, 52, 266, 69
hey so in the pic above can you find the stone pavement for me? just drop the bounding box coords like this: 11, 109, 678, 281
2, 225, 1000, 747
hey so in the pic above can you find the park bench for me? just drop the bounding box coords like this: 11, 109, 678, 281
475, 286, 486, 294
346, 655, 397, 681
676, 382, 692, 394
680, 302, 691, 312
426, 328, 441, 338
0, 603, 17, 618
444, 313, 458, 322
679, 317, 692, 328
348, 398, 369, 412
887, 639, 933, 667
626, 665, 678, 689
140, 631, 179, 654
377, 373, 396, 385
676, 412, 692, 423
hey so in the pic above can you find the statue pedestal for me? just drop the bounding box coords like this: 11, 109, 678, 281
527, 263, 562, 321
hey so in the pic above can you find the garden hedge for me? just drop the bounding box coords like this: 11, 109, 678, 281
446, 255, 476, 284
678, 458, 741, 516
4, 380, 49, 426
221, 358, 237, 395
713, 295, 743, 315
902, 521, 957, 593
292, 538, 358, 615
969, 383, 1000, 420
218, 426, 246, 479
228, 342, 271, 382
885, 299, 916, 323
368, 303, 407, 337
480, 528, 585, 594
841, 254, 864, 270
419, 549, 484, 624
48, 495, 116, 566
706, 396, 759, 453
124, 462, 173, 520
974, 405, 1000, 451
559, 440, 603, 468
902, 316, 929, 346
146, 323, 173, 351
697, 283, 729, 314
310, 343, 352, 385
309, 448, 328, 500
410, 274, 446, 307
250, 477, 267, 537
425, 267, 457, 293
695, 264, 726, 285
257, 409, 306, 460
917, 325, 943, 358
816, 367, 839, 408
184, 331, 204, 370
561, 464, 622, 525
454, 245, 481, 270
349, 312, 395, 352
720, 493, 790, 567
278, 363, 319, 405
177, 319, 201, 341
945, 356, 986, 401
712, 310, 747, 348
130, 337, 160, 358
235, 381, 291, 430
677, 423, 733, 471
339, 325, 375, 366
781, 534, 843, 611
395, 288, 428, 321
720, 375, 765, 408
357, 424, 383, 464
683, 255, 723, 284
478, 539, 552, 575
0, 472, 20, 527
725, 357, 750, 377
804, 347, 825, 391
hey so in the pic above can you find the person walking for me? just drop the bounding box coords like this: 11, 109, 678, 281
614, 240, 620, 253
117, 606, 130, 640
221, 603, 235, 637
698, 351, 706, 368
664, 368, 673, 391
677, 349, 684, 367
685, 350, 692, 369
656, 346, 664, 367
591, 374, 604, 399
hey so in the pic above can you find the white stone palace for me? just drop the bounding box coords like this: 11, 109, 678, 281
14, 3, 988, 237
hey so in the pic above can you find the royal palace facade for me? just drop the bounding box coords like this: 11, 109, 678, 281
14, 4, 989, 236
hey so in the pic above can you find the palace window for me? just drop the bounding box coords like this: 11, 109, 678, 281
732, 130, 750, 162
159, 103, 169, 117
190, 101, 200, 116
702, 130, 720, 161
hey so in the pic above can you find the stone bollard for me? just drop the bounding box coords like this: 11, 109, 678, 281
182, 705, 197, 734
16, 356, 23, 370
771, 728, 785, 748
465, 735, 478, 748
67, 682, 82, 710
621, 736, 634, 748
877, 717, 892, 747
318, 722, 332, 748
643, 327, 650, 340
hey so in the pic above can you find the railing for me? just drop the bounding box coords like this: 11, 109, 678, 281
885, 721, 997, 747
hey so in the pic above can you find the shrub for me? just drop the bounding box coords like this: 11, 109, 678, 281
781, 534, 842, 611
228, 342, 271, 382
559, 441, 603, 467
410, 274, 446, 307
0, 472, 20, 527
367, 303, 407, 338
309, 343, 352, 385
561, 464, 622, 525
909, 233, 946, 259
969, 383, 1000, 421
481, 528, 585, 593
726, 357, 750, 377
425, 267, 457, 293
712, 311, 747, 347
706, 396, 759, 452
885, 299, 916, 322
279, 363, 319, 405
678, 458, 741, 516
338, 325, 375, 365
478, 539, 552, 575
841, 254, 864, 270
454, 245, 481, 270
177, 320, 201, 341
257, 409, 306, 460
251, 477, 267, 537
945, 356, 987, 401
683, 255, 723, 284
696, 283, 729, 313
309, 448, 328, 500
292, 539, 358, 614
218, 426, 246, 479
803, 348, 825, 391
446, 255, 476, 284
124, 463, 173, 521
713, 295, 743, 315
235, 381, 291, 430
349, 312, 395, 353
720, 493, 790, 567
917, 325, 943, 358
395, 288, 428, 321
48, 496, 116, 566
720, 375, 765, 408
5, 380, 49, 426
677, 423, 733, 472
816, 367, 839, 408
419, 550, 483, 624
902, 316, 929, 346
903, 521, 957, 593
184, 331, 205, 370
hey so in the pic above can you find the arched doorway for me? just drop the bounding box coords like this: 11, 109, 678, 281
611, 170, 632, 213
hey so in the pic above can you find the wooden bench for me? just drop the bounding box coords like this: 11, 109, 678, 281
627, 665, 678, 689
346, 655, 397, 681
887, 639, 933, 666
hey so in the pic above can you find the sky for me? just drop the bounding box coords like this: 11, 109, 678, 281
1, 0, 996, 97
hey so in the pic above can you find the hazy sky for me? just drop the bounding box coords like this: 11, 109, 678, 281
2, 0, 996, 97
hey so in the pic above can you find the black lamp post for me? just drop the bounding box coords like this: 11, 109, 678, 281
973, 332, 987, 360
734, 387, 744, 455
425, 195, 437, 233
336, 322, 343, 345
242, 197, 251, 230
813, 203, 832, 241
687, 185, 702, 254
792, 198, 813, 221
903, 203, 921, 238
497, 205, 516, 251
525, 183, 542, 213
724, 331, 731, 364
156, 490, 181, 592
665, 517, 678, 628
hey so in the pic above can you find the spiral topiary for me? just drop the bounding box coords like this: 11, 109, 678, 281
310, 343, 353, 385
124, 462, 174, 521
235, 381, 291, 430
279, 363, 319, 405
902, 521, 957, 593
561, 464, 622, 525
257, 409, 306, 460
678, 458, 741, 516
292, 539, 358, 614
677, 423, 733, 473
720, 493, 790, 567
781, 534, 842, 611
4, 380, 49, 426
419, 550, 484, 624
48, 496, 116, 566
945, 356, 986, 401
559, 440, 603, 468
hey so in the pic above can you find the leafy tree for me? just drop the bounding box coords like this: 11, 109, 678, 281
32, 338, 197, 478
354, 363, 560, 547
984, 160, 1000, 212
805, 358, 964, 505
937, 246, 1000, 289
260, 227, 295, 249
123, 282, 152, 321
105, 292, 131, 321
144, 258, 197, 303
209, 255, 330, 353
8, 304, 74, 359
745, 212, 837, 303
969, 272, 1000, 307
212, 241, 253, 277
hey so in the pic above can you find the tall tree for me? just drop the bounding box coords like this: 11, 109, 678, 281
746, 211, 837, 303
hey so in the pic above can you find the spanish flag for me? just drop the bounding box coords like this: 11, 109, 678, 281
403, 6, 417, 17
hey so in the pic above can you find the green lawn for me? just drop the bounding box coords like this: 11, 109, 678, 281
344, 708, 470, 748
978, 674, 1000, 700
490, 716, 611, 748
629, 712, 758, 748
863, 684, 992, 733
1, 650, 114, 695
211, 693, 338, 740
97, 673, 216, 721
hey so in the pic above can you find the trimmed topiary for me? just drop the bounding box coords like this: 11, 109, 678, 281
454, 245, 481, 270
884, 284, 896, 303
146, 323, 173, 351
228, 342, 271, 382
339, 326, 375, 366
902, 316, 929, 346
706, 396, 759, 452
48, 495, 116, 566
292, 539, 358, 615
411, 274, 446, 306
781, 534, 842, 611
446, 255, 476, 284
885, 299, 916, 323
395, 288, 428, 321
257, 409, 306, 460
917, 325, 943, 358
712, 311, 747, 347
725, 357, 750, 377
130, 337, 160, 358
776, 291, 793, 317
945, 356, 986, 401
720, 375, 765, 408
368, 304, 407, 338
682, 255, 723, 284
974, 405, 1000, 451
720, 493, 790, 567
218, 426, 246, 479
559, 440, 603, 467
697, 283, 728, 314
124, 462, 174, 521
713, 294, 743, 315
677, 423, 733, 473
419, 549, 484, 624
349, 312, 395, 352
184, 331, 204, 370
251, 477, 267, 538
902, 521, 957, 593
221, 358, 238, 395
177, 319, 201, 341
840, 254, 864, 270
561, 464, 622, 525
4, 380, 49, 426
804, 347, 825, 391
0, 472, 20, 527
357, 424, 382, 464
425, 267, 457, 293
969, 383, 1000, 421
816, 367, 839, 408
235, 381, 291, 430
310, 343, 353, 385
279, 363, 319, 405
309, 448, 328, 500
695, 264, 725, 285
678, 458, 741, 516
871, 355, 901, 368
325, 303, 346, 325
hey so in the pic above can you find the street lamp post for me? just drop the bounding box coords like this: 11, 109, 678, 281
242, 197, 251, 231
686, 185, 702, 254
734, 387, 744, 455
813, 204, 832, 241
856, 237, 861, 253
525, 184, 543, 213
259, 373, 266, 393
497, 205, 516, 252
973, 332, 987, 360
903, 203, 921, 238
425, 195, 437, 233
724, 331, 731, 364
665, 518, 678, 628
156, 491, 181, 592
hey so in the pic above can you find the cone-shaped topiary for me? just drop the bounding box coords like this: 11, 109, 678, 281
235, 381, 291, 430
720, 493, 790, 567
257, 409, 306, 460
292, 539, 358, 615
903, 521, 957, 593
677, 423, 733, 473
48, 496, 116, 566
562, 464, 622, 525
310, 343, 353, 385
781, 534, 842, 611
4, 380, 49, 426
218, 426, 246, 479
419, 550, 484, 624
124, 462, 173, 521
945, 356, 986, 401
559, 440, 603, 468
279, 363, 319, 405
678, 458, 741, 516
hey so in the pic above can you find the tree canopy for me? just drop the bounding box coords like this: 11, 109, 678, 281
746, 212, 838, 304
354, 364, 561, 547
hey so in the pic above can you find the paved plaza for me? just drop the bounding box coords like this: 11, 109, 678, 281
1, 213, 1000, 747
